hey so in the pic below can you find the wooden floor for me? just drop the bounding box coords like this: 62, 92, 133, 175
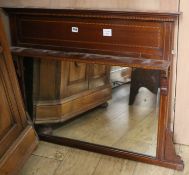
20, 141, 188, 175
20, 85, 185, 175
52, 84, 158, 156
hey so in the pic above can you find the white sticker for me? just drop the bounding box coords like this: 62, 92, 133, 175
72, 27, 79, 33
103, 29, 112, 37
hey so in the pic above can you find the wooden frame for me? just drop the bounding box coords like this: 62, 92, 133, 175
0, 15, 38, 175
4, 8, 184, 170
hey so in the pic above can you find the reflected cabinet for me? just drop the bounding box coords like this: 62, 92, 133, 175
32, 60, 111, 124
1, 7, 184, 172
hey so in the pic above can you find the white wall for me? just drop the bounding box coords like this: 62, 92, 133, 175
0, 0, 179, 11
174, 0, 189, 145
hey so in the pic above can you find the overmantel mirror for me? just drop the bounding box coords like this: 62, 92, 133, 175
3, 8, 184, 170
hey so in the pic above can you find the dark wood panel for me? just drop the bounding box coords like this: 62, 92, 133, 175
5, 8, 178, 59
17, 17, 163, 56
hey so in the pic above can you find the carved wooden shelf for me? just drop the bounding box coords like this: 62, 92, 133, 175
11, 47, 171, 71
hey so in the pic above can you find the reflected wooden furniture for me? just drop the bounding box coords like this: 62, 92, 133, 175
32, 59, 111, 124
0, 16, 38, 175
4, 8, 183, 170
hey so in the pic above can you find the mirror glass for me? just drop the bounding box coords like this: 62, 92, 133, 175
32, 60, 160, 157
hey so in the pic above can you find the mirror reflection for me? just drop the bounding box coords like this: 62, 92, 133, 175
31, 60, 160, 157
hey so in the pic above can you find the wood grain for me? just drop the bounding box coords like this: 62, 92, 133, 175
54, 149, 101, 175
133, 162, 174, 175
6, 8, 178, 60
20, 142, 189, 175
32, 141, 70, 161
20, 155, 60, 175
0, 15, 38, 175
11, 47, 171, 71
0, 126, 38, 175
52, 85, 158, 157
92, 156, 128, 175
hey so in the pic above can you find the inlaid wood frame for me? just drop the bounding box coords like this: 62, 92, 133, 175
4, 8, 183, 170
11, 46, 184, 171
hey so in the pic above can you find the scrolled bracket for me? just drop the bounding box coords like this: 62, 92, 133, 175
160, 69, 169, 96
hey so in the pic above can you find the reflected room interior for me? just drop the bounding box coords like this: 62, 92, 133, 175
26, 59, 160, 157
